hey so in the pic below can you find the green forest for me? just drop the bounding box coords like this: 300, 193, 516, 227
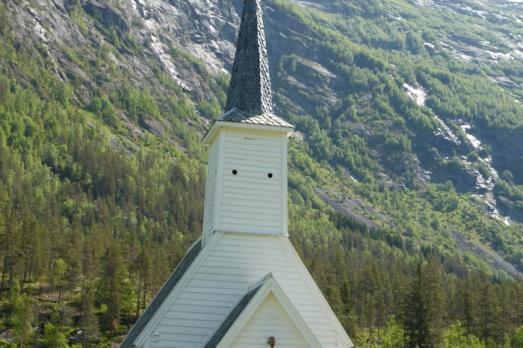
0, 0, 523, 347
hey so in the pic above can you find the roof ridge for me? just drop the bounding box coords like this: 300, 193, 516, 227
247, 272, 273, 291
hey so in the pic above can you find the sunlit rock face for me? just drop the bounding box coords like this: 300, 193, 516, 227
7, 0, 242, 97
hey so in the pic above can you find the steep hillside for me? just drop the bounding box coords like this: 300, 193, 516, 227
0, 0, 522, 346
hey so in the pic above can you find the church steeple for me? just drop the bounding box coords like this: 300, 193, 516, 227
201, 0, 294, 242
225, 0, 273, 116
219, 0, 292, 128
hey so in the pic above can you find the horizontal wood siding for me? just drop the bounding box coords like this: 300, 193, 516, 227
231, 294, 310, 348
150, 234, 339, 348
217, 131, 285, 235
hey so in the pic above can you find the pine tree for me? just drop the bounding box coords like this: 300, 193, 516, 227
422, 260, 445, 346
63, 218, 84, 300
81, 284, 99, 347
462, 277, 478, 336
97, 241, 136, 331
513, 326, 523, 348
403, 264, 426, 348
132, 242, 153, 316
41, 323, 69, 348
441, 323, 484, 348
9, 282, 34, 347
0, 199, 21, 291
51, 258, 69, 304
381, 317, 404, 348
477, 283, 503, 342
403, 261, 445, 348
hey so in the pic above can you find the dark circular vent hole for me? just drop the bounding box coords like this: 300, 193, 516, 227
232, 170, 238, 175
268, 173, 273, 178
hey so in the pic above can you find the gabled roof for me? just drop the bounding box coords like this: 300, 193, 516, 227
217, 0, 293, 129
119, 239, 203, 348
203, 273, 322, 348
203, 282, 263, 348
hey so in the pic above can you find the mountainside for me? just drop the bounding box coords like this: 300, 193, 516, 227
0, 0, 523, 346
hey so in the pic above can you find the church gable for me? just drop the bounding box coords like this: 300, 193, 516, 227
205, 274, 319, 348
231, 293, 311, 348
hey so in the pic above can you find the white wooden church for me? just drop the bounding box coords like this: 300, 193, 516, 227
121, 0, 353, 347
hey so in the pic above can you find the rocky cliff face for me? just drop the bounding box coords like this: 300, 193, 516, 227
9, 0, 239, 99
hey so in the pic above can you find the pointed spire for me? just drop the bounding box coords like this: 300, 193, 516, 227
225, 0, 272, 115
221, 0, 293, 128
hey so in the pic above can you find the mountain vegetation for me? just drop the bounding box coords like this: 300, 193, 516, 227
0, 0, 522, 347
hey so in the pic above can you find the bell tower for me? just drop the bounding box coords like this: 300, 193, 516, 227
202, 0, 293, 242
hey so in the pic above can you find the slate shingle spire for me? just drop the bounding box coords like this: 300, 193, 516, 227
221, 0, 292, 128
226, 0, 272, 115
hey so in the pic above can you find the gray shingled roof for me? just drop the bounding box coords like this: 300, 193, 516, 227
203, 283, 263, 348
119, 240, 202, 348
220, 0, 293, 129
221, 108, 292, 128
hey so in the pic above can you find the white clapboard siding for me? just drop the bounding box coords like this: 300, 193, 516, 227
202, 126, 288, 239
148, 234, 340, 348
202, 139, 220, 242
217, 128, 287, 235
230, 294, 310, 348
